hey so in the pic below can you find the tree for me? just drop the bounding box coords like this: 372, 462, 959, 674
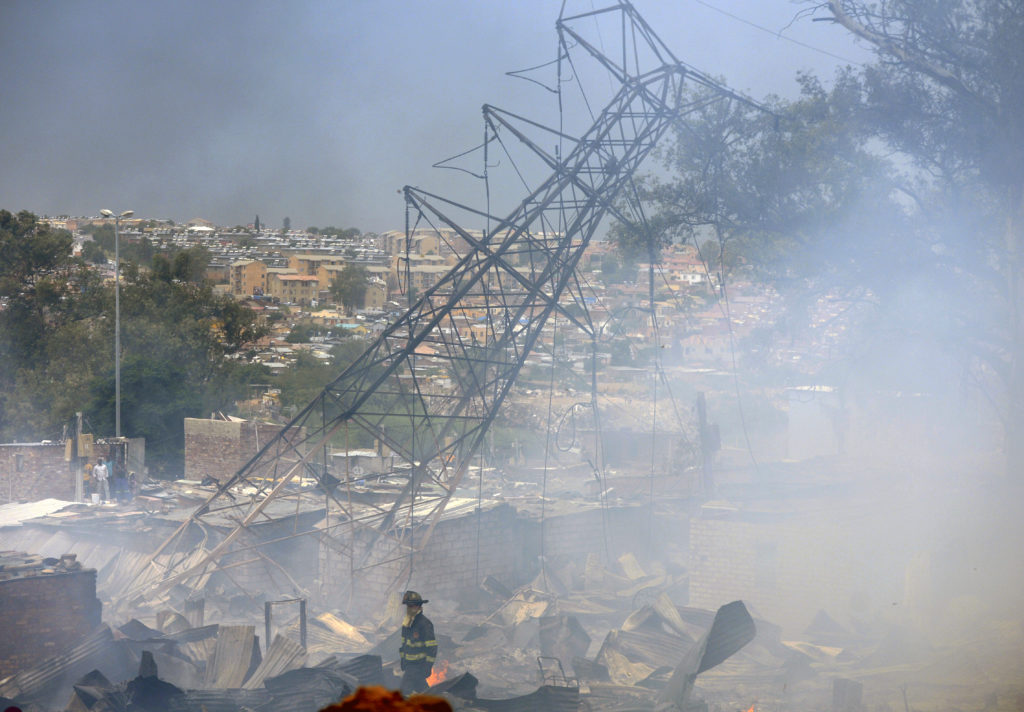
630, 73, 914, 366
81, 222, 115, 251
82, 268, 268, 474
329, 263, 368, 315
286, 321, 319, 343
81, 240, 107, 264
0, 210, 84, 374
815, 0, 1024, 474
0, 211, 269, 475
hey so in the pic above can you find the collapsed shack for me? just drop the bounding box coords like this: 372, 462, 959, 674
0, 588, 756, 712
1, 532, 1017, 712
3, 454, 1021, 711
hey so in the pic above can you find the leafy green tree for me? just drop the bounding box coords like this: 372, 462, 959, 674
83, 269, 268, 474
82, 223, 115, 251
0, 210, 88, 377
815, 0, 1024, 473
286, 321, 320, 343
0, 211, 269, 475
121, 236, 155, 267
329, 263, 368, 315
81, 240, 107, 264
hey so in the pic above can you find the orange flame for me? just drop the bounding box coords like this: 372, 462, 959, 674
426, 660, 449, 687
745, 705, 756, 712
321, 686, 452, 712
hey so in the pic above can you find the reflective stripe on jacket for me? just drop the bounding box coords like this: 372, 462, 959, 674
400, 612, 437, 666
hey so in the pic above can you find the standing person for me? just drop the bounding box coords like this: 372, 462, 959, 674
398, 591, 437, 694
83, 461, 93, 498
113, 457, 128, 503
93, 458, 109, 503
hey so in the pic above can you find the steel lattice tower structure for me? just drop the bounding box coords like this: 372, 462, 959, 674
125, 1, 761, 608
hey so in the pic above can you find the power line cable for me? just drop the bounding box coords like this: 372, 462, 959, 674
688, 0, 865, 66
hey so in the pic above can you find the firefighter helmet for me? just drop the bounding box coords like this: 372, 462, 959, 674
402, 590, 428, 605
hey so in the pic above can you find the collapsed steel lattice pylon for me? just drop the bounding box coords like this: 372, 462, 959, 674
126, 1, 760, 607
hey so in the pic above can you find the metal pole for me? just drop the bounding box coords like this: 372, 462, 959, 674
114, 214, 121, 438
75, 411, 84, 502
264, 601, 272, 652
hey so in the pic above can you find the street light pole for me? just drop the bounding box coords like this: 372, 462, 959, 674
100, 208, 133, 438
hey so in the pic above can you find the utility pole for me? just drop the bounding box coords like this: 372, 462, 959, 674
100, 208, 133, 438
74, 412, 84, 502
697, 393, 718, 496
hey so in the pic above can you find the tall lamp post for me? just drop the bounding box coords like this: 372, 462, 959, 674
100, 208, 133, 438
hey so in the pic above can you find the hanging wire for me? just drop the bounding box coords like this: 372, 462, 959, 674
505, 51, 570, 93
714, 225, 761, 474
474, 444, 484, 592
539, 320, 559, 592
431, 134, 498, 180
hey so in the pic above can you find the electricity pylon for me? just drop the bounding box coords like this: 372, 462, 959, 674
126, 1, 763, 607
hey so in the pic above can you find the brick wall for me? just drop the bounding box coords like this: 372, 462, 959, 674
319, 503, 528, 614
688, 507, 901, 635
0, 569, 102, 680
319, 502, 655, 616
184, 418, 291, 482
0, 442, 75, 503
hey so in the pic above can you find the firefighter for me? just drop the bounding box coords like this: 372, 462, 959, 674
398, 590, 437, 694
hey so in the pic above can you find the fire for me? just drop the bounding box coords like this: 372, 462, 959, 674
426, 660, 449, 687
745, 705, 756, 712
321, 686, 452, 712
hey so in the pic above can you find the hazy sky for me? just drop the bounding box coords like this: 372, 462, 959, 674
0, 1, 868, 232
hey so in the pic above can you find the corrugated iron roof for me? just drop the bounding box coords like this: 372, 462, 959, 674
0, 498, 75, 528
242, 634, 306, 690
0, 625, 120, 701
203, 625, 258, 689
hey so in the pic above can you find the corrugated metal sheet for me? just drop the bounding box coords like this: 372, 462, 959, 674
262, 666, 356, 712
0, 625, 120, 701
204, 625, 258, 689
168, 624, 220, 665
0, 498, 74, 527
242, 634, 306, 690
473, 685, 580, 712
0, 527, 54, 556
168, 688, 269, 712
655, 600, 756, 710
335, 654, 384, 687
696, 600, 756, 673
597, 628, 691, 669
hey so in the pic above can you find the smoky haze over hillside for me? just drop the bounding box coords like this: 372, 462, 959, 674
0, 0, 866, 229
1, 1, 1022, 710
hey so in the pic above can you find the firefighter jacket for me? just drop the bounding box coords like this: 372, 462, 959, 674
399, 611, 437, 671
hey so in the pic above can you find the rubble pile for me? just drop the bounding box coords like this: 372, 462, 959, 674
2, 544, 1019, 712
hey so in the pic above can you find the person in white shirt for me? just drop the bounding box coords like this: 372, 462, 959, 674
93, 458, 109, 502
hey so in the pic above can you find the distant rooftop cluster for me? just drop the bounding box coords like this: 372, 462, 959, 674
37, 214, 858, 378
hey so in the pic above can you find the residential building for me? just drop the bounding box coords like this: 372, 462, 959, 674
230, 259, 268, 297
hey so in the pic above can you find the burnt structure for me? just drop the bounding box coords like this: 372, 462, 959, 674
127, 2, 764, 608
0, 552, 101, 680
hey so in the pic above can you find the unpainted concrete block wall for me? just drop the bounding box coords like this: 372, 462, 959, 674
0, 443, 75, 503
321, 504, 527, 613
319, 503, 653, 615
688, 511, 887, 635
184, 419, 290, 482
542, 506, 650, 562
0, 570, 102, 680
